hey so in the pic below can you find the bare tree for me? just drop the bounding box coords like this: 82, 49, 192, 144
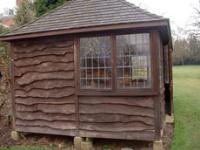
192, 0, 200, 37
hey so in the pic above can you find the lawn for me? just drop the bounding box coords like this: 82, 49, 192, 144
172, 65, 200, 150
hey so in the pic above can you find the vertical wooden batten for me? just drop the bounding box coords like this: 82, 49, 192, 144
74, 35, 79, 136
150, 31, 161, 140
10, 43, 16, 129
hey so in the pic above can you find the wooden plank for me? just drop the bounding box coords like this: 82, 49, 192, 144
16, 125, 75, 136
15, 96, 75, 105
78, 89, 158, 96
79, 104, 154, 117
16, 111, 76, 121
16, 71, 74, 85
16, 119, 76, 130
15, 79, 75, 92
79, 122, 154, 132
14, 41, 73, 54
16, 103, 75, 114
14, 47, 73, 60
13, 35, 73, 46
14, 53, 74, 67
15, 87, 74, 98
79, 96, 154, 108
80, 114, 154, 125
79, 130, 155, 141
15, 62, 74, 77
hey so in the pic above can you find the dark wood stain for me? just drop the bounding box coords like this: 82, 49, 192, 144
12, 36, 76, 136
9, 29, 172, 142
78, 96, 155, 141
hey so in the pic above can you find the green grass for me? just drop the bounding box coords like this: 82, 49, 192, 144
172, 65, 200, 150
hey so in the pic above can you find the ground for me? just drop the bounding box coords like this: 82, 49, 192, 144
171, 65, 200, 150
0, 65, 199, 150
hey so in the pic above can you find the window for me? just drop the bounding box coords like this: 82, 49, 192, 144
79, 33, 152, 91
116, 34, 151, 89
80, 36, 112, 89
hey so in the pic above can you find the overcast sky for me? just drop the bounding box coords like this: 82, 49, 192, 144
0, 0, 16, 13
0, 0, 199, 32
128, 0, 199, 33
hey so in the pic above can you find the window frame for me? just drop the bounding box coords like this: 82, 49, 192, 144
115, 33, 152, 89
75, 31, 160, 96
79, 36, 113, 90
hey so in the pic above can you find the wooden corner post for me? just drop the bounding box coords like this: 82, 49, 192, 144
151, 31, 162, 141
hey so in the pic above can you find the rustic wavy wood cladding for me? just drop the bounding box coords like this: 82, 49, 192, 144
11, 35, 157, 141
12, 36, 76, 136
79, 96, 155, 141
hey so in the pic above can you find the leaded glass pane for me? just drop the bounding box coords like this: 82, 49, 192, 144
116, 33, 151, 89
80, 36, 112, 89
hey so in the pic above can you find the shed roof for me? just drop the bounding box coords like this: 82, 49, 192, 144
0, 0, 171, 42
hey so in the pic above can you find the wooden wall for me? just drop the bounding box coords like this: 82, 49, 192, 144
11, 36, 76, 136
10, 33, 164, 142
78, 96, 156, 141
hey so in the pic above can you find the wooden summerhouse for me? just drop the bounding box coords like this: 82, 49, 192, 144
0, 0, 173, 146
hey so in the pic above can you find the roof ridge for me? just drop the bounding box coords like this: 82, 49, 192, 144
118, 0, 164, 19
10, 0, 75, 33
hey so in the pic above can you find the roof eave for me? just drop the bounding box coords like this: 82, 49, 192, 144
0, 20, 170, 41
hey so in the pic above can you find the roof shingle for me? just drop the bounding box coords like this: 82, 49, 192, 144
5, 0, 167, 36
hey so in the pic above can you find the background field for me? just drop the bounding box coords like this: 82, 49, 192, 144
172, 65, 200, 150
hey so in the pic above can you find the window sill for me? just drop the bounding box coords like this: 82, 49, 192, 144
77, 89, 159, 97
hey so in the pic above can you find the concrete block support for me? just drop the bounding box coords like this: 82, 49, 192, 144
11, 131, 20, 141
74, 137, 93, 150
74, 137, 83, 150
153, 140, 163, 150
166, 114, 174, 124
81, 141, 93, 150
121, 148, 133, 150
